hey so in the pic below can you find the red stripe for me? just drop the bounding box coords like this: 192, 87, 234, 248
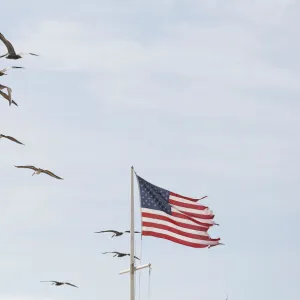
142, 231, 218, 248
170, 192, 200, 202
169, 199, 207, 210
171, 211, 213, 227
142, 212, 210, 232
142, 221, 212, 240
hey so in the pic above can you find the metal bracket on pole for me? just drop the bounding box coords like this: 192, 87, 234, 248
119, 263, 152, 275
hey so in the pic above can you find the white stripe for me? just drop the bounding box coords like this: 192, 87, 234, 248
169, 195, 200, 205
142, 208, 211, 228
142, 227, 219, 246
171, 204, 213, 216
142, 217, 209, 237
170, 208, 215, 225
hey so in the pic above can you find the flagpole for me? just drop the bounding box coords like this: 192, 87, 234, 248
130, 166, 135, 300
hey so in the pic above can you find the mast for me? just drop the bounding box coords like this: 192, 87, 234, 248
130, 166, 135, 300
119, 167, 152, 297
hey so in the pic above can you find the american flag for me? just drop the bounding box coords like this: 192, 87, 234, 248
136, 175, 222, 248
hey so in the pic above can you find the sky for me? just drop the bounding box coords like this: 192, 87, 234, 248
1, 0, 300, 299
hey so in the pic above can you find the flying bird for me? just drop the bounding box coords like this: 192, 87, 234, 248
14, 165, 63, 180
40, 281, 78, 288
0, 134, 24, 145
0, 32, 39, 59
0, 66, 24, 76
102, 251, 140, 260
0, 84, 12, 105
94, 230, 141, 238
0, 90, 17, 106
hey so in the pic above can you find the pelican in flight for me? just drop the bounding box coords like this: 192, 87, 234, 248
0, 134, 24, 145
0, 90, 17, 106
14, 165, 63, 180
0, 32, 39, 59
0, 66, 24, 76
0, 84, 12, 106
94, 230, 141, 238
40, 281, 78, 288
102, 251, 140, 260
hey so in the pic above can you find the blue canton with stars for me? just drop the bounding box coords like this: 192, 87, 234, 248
136, 175, 172, 215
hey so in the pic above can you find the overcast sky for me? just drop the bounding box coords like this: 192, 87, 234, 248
1, 1, 300, 300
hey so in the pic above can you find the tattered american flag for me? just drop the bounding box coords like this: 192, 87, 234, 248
136, 175, 222, 248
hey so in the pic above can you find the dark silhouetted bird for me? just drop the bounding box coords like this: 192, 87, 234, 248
40, 281, 78, 288
94, 229, 140, 238
102, 251, 140, 260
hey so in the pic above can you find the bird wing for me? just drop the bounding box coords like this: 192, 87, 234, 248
0, 32, 16, 55
40, 281, 59, 283
0, 90, 16, 105
134, 256, 140, 260
0, 90, 9, 100
102, 251, 119, 255
41, 169, 63, 180
0, 84, 12, 105
124, 230, 141, 233
0, 66, 24, 72
15, 165, 37, 171
18, 52, 39, 57
0, 67, 9, 73
6, 87, 12, 101
96, 230, 120, 234
65, 282, 78, 288
1, 134, 24, 145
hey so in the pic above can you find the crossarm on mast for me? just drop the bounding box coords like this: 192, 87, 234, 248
119, 263, 152, 275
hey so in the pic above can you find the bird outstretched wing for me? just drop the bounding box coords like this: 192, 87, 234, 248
0, 90, 18, 106
41, 169, 63, 180
0, 84, 12, 105
124, 230, 141, 233
0, 66, 24, 73
95, 230, 120, 234
11, 99, 18, 106
15, 165, 37, 171
0, 90, 9, 100
65, 282, 78, 288
40, 280, 59, 283
134, 256, 140, 260
0, 32, 16, 55
1, 134, 24, 145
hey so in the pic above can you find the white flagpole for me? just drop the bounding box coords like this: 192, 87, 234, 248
130, 166, 135, 300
